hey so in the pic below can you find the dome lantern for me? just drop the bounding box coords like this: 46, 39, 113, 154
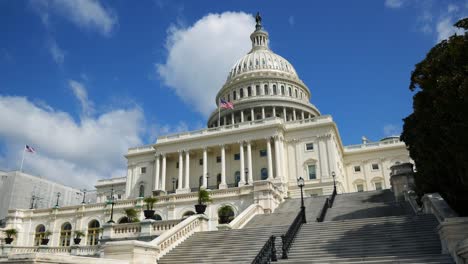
250, 12, 269, 51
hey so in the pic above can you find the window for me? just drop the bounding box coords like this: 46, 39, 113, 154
308, 165, 317, 180
199, 159, 203, 165
217, 173, 222, 185
261, 168, 268, 180
233, 91, 237, 100
117, 194, 122, 199
234, 153, 240, 160
264, 84, 269, 95
248, 86, 252, 97
357, 184, 364, 192
375, 182, 383, 191
354, 166, 361, 172
372, 163, 379, 170
259, 149, 267, 157
235, 171, 241, 185
240, 88, 244, 98
216, 156, 221, 163
295, 89, 298, 98
87, 220, 100, 246
34, 225, 46, 246
281, 86, 285, 95
227, 94, 230, 101
139, 184, 145, 197
273, 85, 277, 95
60, 223, 72, 247
256, 85, 260, 95
140, 167, 146, 174
288, 87, 292, 96
176, 162, 179, 169
305, 143, 314, 151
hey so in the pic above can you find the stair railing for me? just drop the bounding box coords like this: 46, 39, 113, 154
251, 235, 277, 264
281, 206, 306, 259
328, 188, 337, 208
316, 197, 330, 222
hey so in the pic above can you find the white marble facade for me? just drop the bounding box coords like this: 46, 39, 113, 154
4, 18, 410, 248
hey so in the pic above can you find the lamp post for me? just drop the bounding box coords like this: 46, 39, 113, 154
244, 168, 249, 184
81, 189, 87, 204
206, 173, 210, 189
55, 192, 61, 208
332, 171, 336, 193
297, 177, 305, 210
107, 186, 115, 224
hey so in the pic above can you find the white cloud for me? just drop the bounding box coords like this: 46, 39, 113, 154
436, 17, 465, 41
385, 0, 404, 9
156, 12, 255, 116
47, 38, 65, 65
288, 16, 295, 27
69, 80, 94, 116
383, 124, 401, 137
31, 0, 117, 36
448, 4, 459, 13
0, 95, 144, 189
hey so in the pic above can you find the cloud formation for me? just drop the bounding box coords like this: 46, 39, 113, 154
31, 0, 117, 36
47, 38, 65, 65
383, 124, 401, 137
384, 0, 404, 9
69, 80, 94, 116
0, 95, 144, 189
156, 12, 255, 116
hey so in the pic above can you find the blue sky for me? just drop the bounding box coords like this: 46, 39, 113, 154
0, 0, 466, 188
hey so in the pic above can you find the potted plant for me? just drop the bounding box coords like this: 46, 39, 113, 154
3, 229, 17, 245
195, 189, 212, 214
124, 208, 139, 223
73, 230, 85, 245
143, 196, 158, 219
218, 205, 234, 224
41, 230, 52, 245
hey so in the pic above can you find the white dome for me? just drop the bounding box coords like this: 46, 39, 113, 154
227, 49, 299, 81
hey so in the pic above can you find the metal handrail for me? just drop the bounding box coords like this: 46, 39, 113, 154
328, 189, 337, 208
316, 198, 330, 222
281, 207, 306, 259
251, 235, 277, 264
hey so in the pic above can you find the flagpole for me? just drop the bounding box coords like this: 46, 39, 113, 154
218, 97, 221, 127
20, 146, 25, 172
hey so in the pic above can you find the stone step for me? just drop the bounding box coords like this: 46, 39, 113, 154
277, 254, 454, 264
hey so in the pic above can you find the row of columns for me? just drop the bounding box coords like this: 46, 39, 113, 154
151, 137, 285, 193
216, 106, 313, 127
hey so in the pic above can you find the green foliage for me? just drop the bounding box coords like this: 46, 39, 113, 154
197, 189, 212, 205
218, 205, 233, 216
43, 230, 52, 238
143, 196, 158, 210
124, 208, 139, 223
74, 230, 85, 238
401, 17, 468, 215
4, 229, 17, 238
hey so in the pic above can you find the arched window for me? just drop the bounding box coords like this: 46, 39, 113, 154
281, 86, 285, 95
273, 85, 277, 95
261, 168, 268, 180
182, 211, 195, 219
218, 205, 235, 224
247, 86, 252, 97
235, 171, 241, 186
152, 214, 162, 221
295, 89, 298, 98
139, 184, 145, 197
288, 87, 292, 96
34, 224, 46, 246
60, 222, 72, 247
240, 88, 244, 98
233, 91, 237, 100
87, 220, 100, 246
256, 85, 260, 96
264, 85, 269, 95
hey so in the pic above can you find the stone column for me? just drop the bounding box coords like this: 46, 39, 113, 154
283, 107, 287, 121
239, 143, 246, 186
267, 138, 274, 180
161, 155, 166, 191
185, 151, 190, 190
220, 145, 227, 189
274, 137, 281, 179
178, 151, 183, 190
301, 111, 305, 120
240, 110, 244, 122
231, 113, 235, 124
126, 166, 133, 198
279, 137, 287, 181
262, 107, 265, 119
251, 108, 255, 121
154, 155, 160, 191
202, 148, 208, 188
223, 116, 227, 125
272, 107, 276, 117
247, 141, 253, 184
293, 109, 297, 121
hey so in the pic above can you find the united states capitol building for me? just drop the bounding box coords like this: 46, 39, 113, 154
5, 15, 464, 264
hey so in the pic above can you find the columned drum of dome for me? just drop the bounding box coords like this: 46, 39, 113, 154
207, 15, 320, 127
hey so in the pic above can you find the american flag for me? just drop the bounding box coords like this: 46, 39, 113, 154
25, 145, 36, 153
220, 99, 234, 109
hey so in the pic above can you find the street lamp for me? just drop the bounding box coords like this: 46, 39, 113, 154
332, 171, 336, 193
206, 172, 210, 189
81, 189, 87, 204
107, 186, 115, 224
297, 177, 305, 210
244, 168, 249, 184
55, 192, 61, 208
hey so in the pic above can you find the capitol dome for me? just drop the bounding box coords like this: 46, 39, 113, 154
207, 14, 320, 127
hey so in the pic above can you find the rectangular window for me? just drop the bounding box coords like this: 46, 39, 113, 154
305, 143, 314, 151
357, 184, 364, 192
354, 166, 361, 172
375, 182, 383, 191
199, 159, 203, 165
117, 194, 122, 199
176, 162, 179, 169
259, 149, 267, 157
233, 91, 237, 100
308, 165, 316, 180
141, 167, 146, 174
372, 163, 379, 170
234, 153, 240, 160
216, 156, 221, 163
